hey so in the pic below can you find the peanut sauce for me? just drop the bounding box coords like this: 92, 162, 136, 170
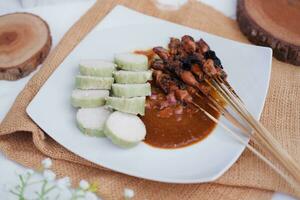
140, 87, 220, 149
135, 49, 221, 149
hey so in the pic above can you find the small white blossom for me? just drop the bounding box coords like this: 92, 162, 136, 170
79, 180, 90, 190
25, 169, 34, 176
56, 177, 71, 189
43, 170, 56, 181
84, 191, 98, 200
42, 158, 52, 169
124, 188, 134, 199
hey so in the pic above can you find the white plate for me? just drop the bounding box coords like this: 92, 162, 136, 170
27, 22, 272, 183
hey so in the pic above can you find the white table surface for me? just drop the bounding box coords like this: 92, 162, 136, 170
0, 1, 296, 199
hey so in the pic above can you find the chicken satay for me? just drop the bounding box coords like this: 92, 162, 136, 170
153, 47, 170, 62
202, 59, 217, 77
191, 64, 204, 81
191, 52, 205, 63
179, 70, 211, 96
180, 70, 199, 87
151, 59, 165, 70
196, 38, 210, 54
168, 37, 181, 56
204, 50, 223, 68
175, 89, 193, 103
157, 56, 211, 96
153, 70, 178, 94
181, 35, 197, 54
152, 70, 193, 103
216, 67, 227, 79
186, 86, 197, 95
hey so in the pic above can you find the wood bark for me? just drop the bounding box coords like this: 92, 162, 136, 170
237, 0, 300, 66
0, 13, 52, 80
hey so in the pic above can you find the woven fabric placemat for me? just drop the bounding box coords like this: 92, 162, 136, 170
1, 0, 299, 199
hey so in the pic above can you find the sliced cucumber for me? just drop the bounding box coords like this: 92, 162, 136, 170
71, 89, 109, 108
106, 96, 145, 115
76, 107, 111, 137
112, 83, 151, 98
104, 111, 146, 148
113, 70, 152, 84
114, 53, 148, 71
79, 60, 116, 77
75, 75, 114, 90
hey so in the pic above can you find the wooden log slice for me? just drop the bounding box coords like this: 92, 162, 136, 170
237, 0, 300, 66
0, 13, 52, 80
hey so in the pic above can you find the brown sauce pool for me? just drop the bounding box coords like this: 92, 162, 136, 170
140, 87, 220, 149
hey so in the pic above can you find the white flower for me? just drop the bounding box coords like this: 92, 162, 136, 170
25, 169, 34, 176
56, 177, 71, 189
84, 191, 98, 200
79, 179, 90, 190
124, 188, 134, 199
42, 158, 52, 169
43, 169, 56, 181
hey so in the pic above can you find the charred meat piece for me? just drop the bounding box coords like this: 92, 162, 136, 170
153, 47, 170, 62
153, 70, 178, 94
175, 89, 193, 103
198, 83, 211, 96
203, 59, 217, 77
186, 86, 197, 95
168, 37, 181, 56
166, 60, 183, 76
192, 52, 204, 63
191, 64, 204, 81
216, 67, 227, 79
204, 50, 222, 68
151, 59, 165, 70
176, 43, 189, 60
180, 54, 202, 70
180, 70, 199, 88
152, 70, 194, 104
181, 35, 197, 54
152, 69, 163, 79
196, 39, 210, 54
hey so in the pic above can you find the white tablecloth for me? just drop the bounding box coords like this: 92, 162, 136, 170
0, 1, 296, 199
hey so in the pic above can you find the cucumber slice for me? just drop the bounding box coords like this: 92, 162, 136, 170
112, 83, 151, 98
104, 111, 146, 148
113, 70, 152, 84
79, 60, 116, 77
75, 75, 114, 90
76, 107, 111, 137
106, 96, 145, 115
71, 89, 109, 108
115, 53, 148, 71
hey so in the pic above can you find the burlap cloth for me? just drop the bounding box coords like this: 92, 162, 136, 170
1, 0, 299, 199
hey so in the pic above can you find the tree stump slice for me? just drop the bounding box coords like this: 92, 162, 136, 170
237, 0, 300, 66
0, 13, 52, 80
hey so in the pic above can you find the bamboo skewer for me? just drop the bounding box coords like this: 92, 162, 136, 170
196, 92, 250, 135
207, 77, 300, 187
191, 102, 300, 191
